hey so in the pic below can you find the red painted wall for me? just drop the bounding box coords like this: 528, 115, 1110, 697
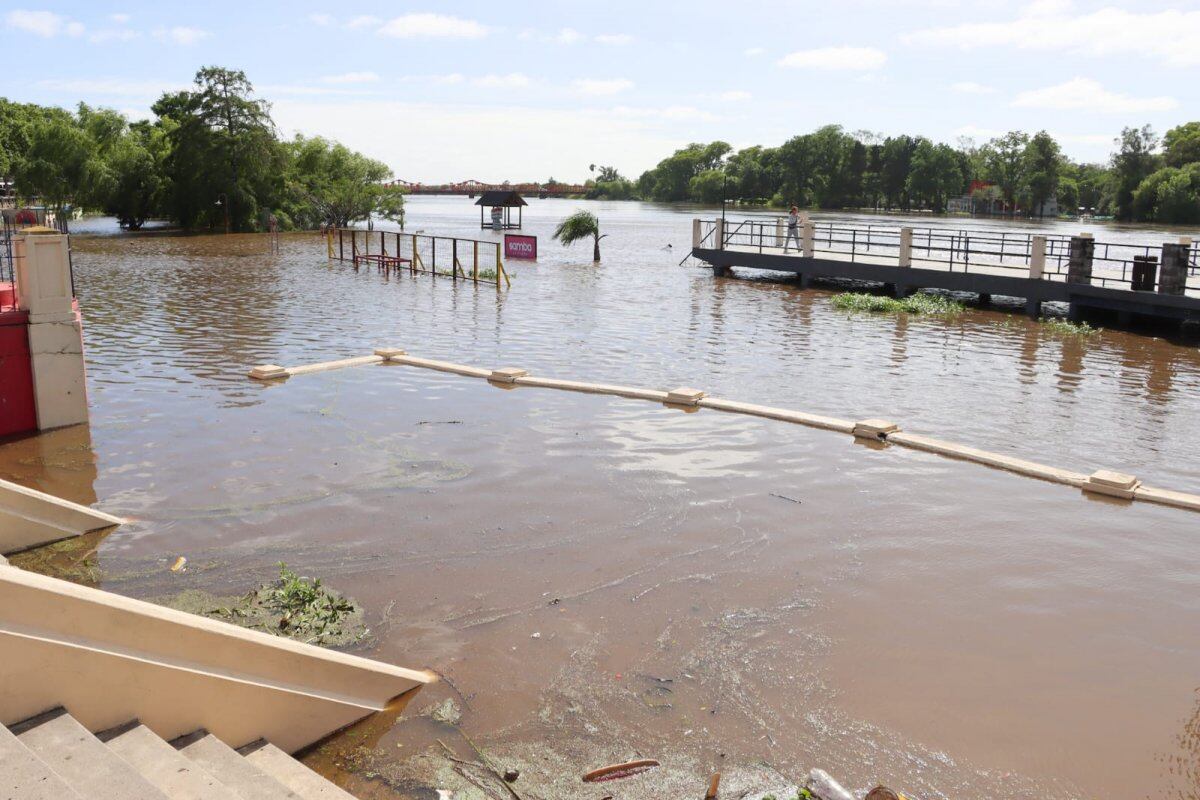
0, 310, 36, 438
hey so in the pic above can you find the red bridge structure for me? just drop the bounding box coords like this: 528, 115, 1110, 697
388, 179, 587, 198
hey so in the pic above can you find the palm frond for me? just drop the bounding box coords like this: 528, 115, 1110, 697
553, 210, 599, 246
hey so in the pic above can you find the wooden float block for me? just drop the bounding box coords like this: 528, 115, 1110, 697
374, 347, 407, 359
887, 432, 1086, 486
853, 418, 900, 440
489, 367, 530, 383
665, 387, 706, 406
1082, 469, 1141, 500
697, 398, 855, 433
1134, 485, 1200, 512
248, 364, 289, 380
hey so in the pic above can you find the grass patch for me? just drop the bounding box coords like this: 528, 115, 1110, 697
831, 291, 964, 316
156, 562, 369, 647
1040, 317, 1100, 337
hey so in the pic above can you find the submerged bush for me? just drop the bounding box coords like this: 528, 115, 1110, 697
1040, 317, 1100, 337
831, 291, 964, 316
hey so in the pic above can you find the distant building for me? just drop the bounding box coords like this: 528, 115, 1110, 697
947, 180, 1058, 218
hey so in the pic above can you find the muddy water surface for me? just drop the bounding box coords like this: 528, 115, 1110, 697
4, 198, 1200, 799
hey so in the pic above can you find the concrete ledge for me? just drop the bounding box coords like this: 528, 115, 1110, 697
696, 398, 855, 434
390, 355, 492, 379
0, 478, 124, 555
853, 419, 900, 440
1134, 485, 1200, 512
887, 432, 1087, 486
513, 375, 670, 402
489, 367, 529, 383
666, 387, 706, 406
286, 355, 383, 377
1082, 470, 1141, 500
0, 567, 432, 752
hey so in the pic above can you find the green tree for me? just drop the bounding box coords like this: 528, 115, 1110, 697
1111, 125, 1159, 221
689, 169, 727, 203
1162, 122, 1200, 168
13, 113, 110, 212
1131, 164, 1200, 224
153, 66, 280, 230
553, 210, 606, 262
906, 139, 962, 212
104, 127, 163, 229
982, 131, 1029, 212
1022, 131, 1061, 217
281, 135, 404, 229
879, 135, 918, 209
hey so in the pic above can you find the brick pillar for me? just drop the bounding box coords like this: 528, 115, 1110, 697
1158, 242, 1189, 296
1067, 235, 1093, 285
13, 230, 88, 430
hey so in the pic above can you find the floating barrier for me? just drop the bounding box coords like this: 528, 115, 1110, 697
248, 350, 1200, 514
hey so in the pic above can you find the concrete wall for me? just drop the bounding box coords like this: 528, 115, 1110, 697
0, 477, 122, 555
0, 566, 432, 752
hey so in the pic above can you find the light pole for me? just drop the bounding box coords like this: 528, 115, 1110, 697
215, 193, 230, 234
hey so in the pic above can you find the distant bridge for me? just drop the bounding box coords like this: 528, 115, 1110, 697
387, 179, 587, 198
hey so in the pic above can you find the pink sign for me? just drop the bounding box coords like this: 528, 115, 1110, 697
504, 234, 538, 260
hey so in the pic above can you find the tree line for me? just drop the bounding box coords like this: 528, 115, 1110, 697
586, 123, 1200, 224
0, 66, 405, 231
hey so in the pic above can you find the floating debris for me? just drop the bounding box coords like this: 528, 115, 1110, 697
583, 759, 661, 783
170, 556, 187, 572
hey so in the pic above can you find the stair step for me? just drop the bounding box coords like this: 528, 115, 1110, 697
12, 708, 169, 800
103, 723, 242, 800
240, 740, 356, 800
174, 732, 301, 800
0, 721, 84, 800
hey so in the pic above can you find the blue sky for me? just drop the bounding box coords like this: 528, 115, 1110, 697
2, 1, 1197, 182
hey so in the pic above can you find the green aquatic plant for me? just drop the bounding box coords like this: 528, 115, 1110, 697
1040, 317, 1100, 336
831, 291, 964, 316
261, 562, 357, 639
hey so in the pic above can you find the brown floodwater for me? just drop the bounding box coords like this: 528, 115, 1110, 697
4, 198, 1200, 799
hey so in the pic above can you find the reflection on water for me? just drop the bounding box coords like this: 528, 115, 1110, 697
2, 198, 1199, 799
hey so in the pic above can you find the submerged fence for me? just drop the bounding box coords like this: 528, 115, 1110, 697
697, 218, 1200, 296
329, 228, 510, 288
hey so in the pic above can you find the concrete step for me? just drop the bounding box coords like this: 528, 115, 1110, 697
240, 740, 356, 800
174, 731, 301, 800
0, 720, 84, 800
101, 722, 241, 800
11, 708, 168, 800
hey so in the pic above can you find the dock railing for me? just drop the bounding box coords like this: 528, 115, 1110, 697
331, 228, 510, 288
697, 218, 1199, 296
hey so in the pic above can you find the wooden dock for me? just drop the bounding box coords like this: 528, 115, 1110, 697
690, 218, 1200, 323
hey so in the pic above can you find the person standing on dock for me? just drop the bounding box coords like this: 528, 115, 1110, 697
784, 206, 802, 253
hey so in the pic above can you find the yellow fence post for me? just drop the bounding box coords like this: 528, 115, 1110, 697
326, 229, 333, 258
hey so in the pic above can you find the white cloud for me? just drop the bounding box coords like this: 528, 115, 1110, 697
1012, 78, 1177, 114
474, 73, 530, 88
433, 73, 465, 85
320, 71, 381, 85
744, 47, 765, 57
379, 13, 487, 39
611, 105, 718, 122
573, 78, 634, 96
89, 28, 138, 43
37, 78, 181, 97
554, 27, 582, 44
153, 26, 209, 45
271, 99, 686, 183
344, 15, 381, 29
596, 33, 633, 46
951, 81, 995, 95
309, 13, 333, 26
109, 13, 130, 24
777, 46, 887, 71
5, 10, 83, 37
905, 4, 1200, 67
711, 90, 752, 102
